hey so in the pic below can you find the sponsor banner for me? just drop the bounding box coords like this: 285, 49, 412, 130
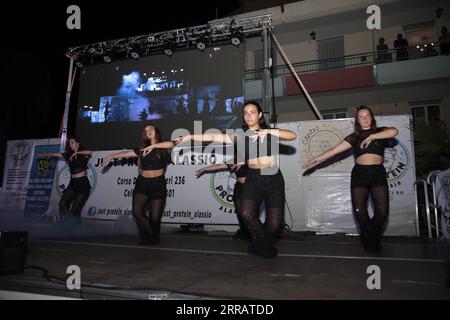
24, 144, 61, 218
1, 139, 60, 211
52, 147, 240, 225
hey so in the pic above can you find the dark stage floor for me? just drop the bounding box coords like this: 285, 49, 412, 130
1, 217, 449, 300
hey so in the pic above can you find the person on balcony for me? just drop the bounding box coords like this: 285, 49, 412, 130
439, 26, 450, 55
394, 33, 409, 61
376, 37, 390, 63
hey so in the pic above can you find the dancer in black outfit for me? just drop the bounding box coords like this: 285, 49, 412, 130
102, 125, 176, 245
39, 136, 92, 224
195, 163, 251, 241
170, 101, 297, 258
304, 106, 398, 252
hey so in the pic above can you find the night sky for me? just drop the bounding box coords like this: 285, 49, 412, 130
0, 1, 240, 182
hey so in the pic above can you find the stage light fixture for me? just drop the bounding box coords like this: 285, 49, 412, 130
196, 36, 208, 52
103, 54, 112, 63
129, 44, 144, 60
130, 50, 140, 60
230, 32, 242, 47
75, 55, 87, 68
163, 42, 175, 57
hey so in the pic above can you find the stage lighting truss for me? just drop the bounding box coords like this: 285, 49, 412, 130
67, 14, 272, 66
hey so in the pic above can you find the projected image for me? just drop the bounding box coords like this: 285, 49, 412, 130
76, 45, 245, 150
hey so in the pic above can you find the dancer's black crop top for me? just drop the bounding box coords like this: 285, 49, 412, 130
228, 130, 276, 163
63, 152, 90, 174
133, 147, 170, 170
235, 165, 248, 178
344, 127, 388, 159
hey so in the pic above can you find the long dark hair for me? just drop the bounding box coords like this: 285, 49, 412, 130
141, 124, 162, 148
241, 101, 269, 131
65, 135, 82, 156
354, 105, 377, 136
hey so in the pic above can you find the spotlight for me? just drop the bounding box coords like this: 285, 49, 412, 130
230, 28, 243, 47
75, 55, 87, 68
129, 44, 144, 60
196, 37, 208, 52
103, 54, 112, 63
130, 49, 140, 60
163, 42, 175, 57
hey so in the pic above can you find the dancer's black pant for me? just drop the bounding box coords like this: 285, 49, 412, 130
238, 168, 285, 258
233, 181, 251, 240
132, 175, 167, 244
351, 164, 389, 251
59, 176, 91, 222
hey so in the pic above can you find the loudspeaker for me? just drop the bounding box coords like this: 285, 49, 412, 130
0, 231, 28, 276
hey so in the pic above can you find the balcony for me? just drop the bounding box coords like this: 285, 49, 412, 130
244, 43, 450, 99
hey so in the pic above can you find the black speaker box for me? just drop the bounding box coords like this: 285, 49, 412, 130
0, 231, 28, 276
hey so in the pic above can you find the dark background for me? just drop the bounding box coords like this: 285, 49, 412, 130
0, 1, 240, 184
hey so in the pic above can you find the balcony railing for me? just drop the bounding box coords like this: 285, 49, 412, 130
245, 43, 443, 80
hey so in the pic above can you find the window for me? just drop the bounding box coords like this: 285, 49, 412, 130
322, 108, 347, 119
411, 104, 441, 125
318, 37, 345, 71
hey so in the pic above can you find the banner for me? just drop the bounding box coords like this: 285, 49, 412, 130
1, 139, 60, 211
47, 147, 240, 225
23, 144, 61, 218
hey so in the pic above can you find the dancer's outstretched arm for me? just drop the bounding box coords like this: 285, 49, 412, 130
69, 150, 92, 161
180, 133, 233, 144
101, 150, 137, 167
303, 140, 352, 170
250, 128, 297, 142
38, 152, 65, 159
195, 164, 230, 178
141, 139, 182, 157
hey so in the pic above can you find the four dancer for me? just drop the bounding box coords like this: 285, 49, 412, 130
50, 104, 399, 256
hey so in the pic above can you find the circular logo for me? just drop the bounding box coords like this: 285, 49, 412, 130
210, 171, 235, 209
10, 142, 30, 167
55, 162, 97, 197
37, 158, 51, 174
307, 130, 342, 158
384, 140, 410, 185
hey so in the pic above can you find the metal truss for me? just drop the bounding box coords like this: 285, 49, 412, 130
66, 14, 272, 62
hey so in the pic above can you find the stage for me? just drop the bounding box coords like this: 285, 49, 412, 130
0, 213, 449, 300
